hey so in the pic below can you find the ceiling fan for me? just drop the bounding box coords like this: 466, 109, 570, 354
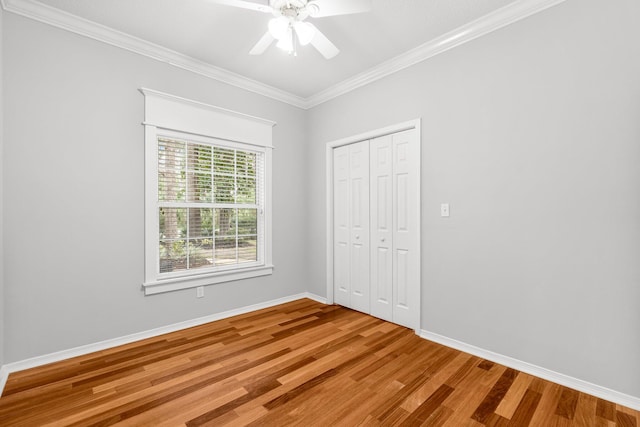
210, 0, 372, 59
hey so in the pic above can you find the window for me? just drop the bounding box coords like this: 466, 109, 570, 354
158, 135, 263, 273
141, 89, 274, 295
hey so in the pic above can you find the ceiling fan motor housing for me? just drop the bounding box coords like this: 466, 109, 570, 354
270, 0, 320, 21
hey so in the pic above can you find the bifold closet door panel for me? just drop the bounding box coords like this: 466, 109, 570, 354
348, 141, 371, 314
333, 145, 350, 307
392, 129, 420, 330
332, 141, 370, 312
370, 135, 393, 322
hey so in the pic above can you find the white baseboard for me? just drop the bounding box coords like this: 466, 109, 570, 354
303, 292, 327, 304
0, 365, 9, 397
0, 292, 327, 396
419, 330, 640, 411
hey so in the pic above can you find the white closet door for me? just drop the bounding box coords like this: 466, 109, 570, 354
332, 125, 419, 329
333, 145, 350, 307
370, 135, 393, 322
348, 141, 370, 314
392, 129, 420, 330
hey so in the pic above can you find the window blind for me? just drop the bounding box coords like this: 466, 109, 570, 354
157, 136, 264, 275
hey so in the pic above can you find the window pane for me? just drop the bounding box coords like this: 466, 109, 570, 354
188, 208, 213, 237
215, 208, 236, 237
188, 239, 213, 269
238, 236, 257, 263
237, 209, 257, 235
236, 151, 256, 177
187, 144, 212, 172
159, 240, 186, 273
236, 176, 256, 204
159, 207, 186, 239
158, 138, 186, 202
213, 147, 235, 175
215, 237, 237, 265
187, 172, 212, 202
214, 174, 235, 203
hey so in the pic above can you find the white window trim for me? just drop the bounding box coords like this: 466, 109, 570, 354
140, 88, 275, 295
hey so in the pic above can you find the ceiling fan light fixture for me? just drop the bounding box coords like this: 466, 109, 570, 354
294, 21, 316, 46
275, 27, 294, 52
268, 16, 289, 40
224, 0, 358, 59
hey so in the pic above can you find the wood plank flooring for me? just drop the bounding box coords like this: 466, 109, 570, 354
0, 299, 638, 426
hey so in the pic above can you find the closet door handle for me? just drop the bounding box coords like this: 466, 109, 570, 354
381, 237, 386, 242
355, 235, 360, 240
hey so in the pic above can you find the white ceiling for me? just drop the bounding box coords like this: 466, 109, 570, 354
4, 0, 567, 106
28, 0, 523, 98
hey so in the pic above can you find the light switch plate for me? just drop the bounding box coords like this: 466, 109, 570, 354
196, 286, 204, 298
441, 203, 450, 217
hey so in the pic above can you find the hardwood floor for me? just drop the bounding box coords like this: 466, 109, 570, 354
0, 299, 638, 426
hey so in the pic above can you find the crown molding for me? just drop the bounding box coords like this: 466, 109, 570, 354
1, 0, 567, 110
305, 0, 568, 108
0, 0, 307, 108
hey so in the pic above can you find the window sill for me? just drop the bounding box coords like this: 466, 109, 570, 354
143, 264, 274, 295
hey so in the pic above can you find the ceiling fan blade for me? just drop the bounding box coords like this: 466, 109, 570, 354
307, 0, 371, 17
307, 23, 339, 59
249, 31, 275, 55
208, 0, 272, 13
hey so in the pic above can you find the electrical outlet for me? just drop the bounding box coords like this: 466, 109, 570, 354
196, 286, 204, 298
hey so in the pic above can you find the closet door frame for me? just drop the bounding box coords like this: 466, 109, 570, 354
325, 119, 421, 332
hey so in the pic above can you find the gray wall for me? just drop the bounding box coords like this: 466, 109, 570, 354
307, 0, 640, 397
2, 13, 308, 363
0, 5, 5, 368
